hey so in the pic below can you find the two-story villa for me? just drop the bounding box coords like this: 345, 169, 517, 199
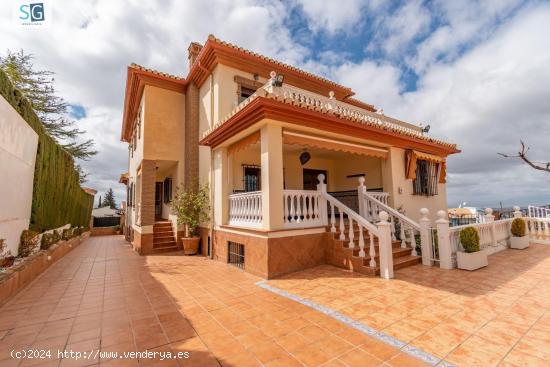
120, 35, 459, 279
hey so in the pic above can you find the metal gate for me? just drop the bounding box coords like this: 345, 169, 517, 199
228, 242, 245, 269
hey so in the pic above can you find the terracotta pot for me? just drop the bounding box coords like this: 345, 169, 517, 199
0, 256, 15, 268
181, 237, 200, 255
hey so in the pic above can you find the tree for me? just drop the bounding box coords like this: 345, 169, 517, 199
98, 196, 102, 208
75, 164, 88, 184
498, 141, 550, 173
0, 50, 97, 160
103, 188, 116, 209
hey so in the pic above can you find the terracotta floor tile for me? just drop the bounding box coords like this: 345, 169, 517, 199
360, 337, 401, 361
386, 352, 430, 367
247, 340, 287, 363
337, 348, 383, 367
291, 342, 334, 367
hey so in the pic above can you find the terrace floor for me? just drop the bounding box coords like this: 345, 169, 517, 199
268, 244, 550, 367
0, 235, 424, 367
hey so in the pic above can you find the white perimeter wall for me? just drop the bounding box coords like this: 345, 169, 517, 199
0, 96, 38, 255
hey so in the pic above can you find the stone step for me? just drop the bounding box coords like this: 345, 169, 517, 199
352, 246, 412, 260
153, 238, 176, 246
151, 245, 180, 254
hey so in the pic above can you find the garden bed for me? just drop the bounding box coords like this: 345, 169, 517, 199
0, 231, 90, 306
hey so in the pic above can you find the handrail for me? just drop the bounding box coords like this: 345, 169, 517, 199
363, 192, 420, 230
528, 205, 550, 218
322, 192, 379, 236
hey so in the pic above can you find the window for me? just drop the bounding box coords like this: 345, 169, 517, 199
235, 75, 263, 104
227, 241, 244, 269
238, 86, 256, 103
163, 177, 173, 203
413, 159, 439, 196
243, 165, 261, 191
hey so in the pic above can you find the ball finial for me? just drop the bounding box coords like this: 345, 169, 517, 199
485, 207, 493, 215
437, 210, 446, 219
269, 71, 277, 79
379, 211, 389, 222
317, 173, 325, 183
328, 91, 335, 99
513, 206, 520, 211
358, 176, 365, 185
420, 208, 429, 216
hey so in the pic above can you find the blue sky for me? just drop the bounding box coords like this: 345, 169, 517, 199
1, 0, 549, 209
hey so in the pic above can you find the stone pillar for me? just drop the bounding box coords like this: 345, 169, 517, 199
377, 211, 394, 279
419, 208, 432, 266
260, 123, 284, 230
317, 174, 328, 226
213, 147, 229, 227
140, 159, 156, 226
357, 177, 367, 217
436, 210, 453, 269
485, 208, 496, 246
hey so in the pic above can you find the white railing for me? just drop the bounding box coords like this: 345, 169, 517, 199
526, 217, 550, 244
357, 177, 419, 257
283, 190, 324, 229
367, 192, 389, 205
528, 205, 550, 218
228, 191, 262, 228
448, 219, 513, 255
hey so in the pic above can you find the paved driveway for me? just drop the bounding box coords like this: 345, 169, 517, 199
0, 235, 425, 367
268, 244, 550, 367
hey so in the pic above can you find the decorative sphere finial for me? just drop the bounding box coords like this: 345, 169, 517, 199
420, 208, 429, 216
358, 176, 365, 184
437, 210, 446, 219
513, 206, 520, 211
379, 211, 389, 222
317, 173, 325, 183
328, 91, 335, 99
269, 71, 277, 78
485, 207, 493, 215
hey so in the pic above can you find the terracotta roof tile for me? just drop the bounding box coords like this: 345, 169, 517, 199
129, 63, 185, 81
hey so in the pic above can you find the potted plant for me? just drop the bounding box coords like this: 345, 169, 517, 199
172, 183, 210, 255
510, 218, 529, 249
114, 225, 121, 235
457, 226, 488, 270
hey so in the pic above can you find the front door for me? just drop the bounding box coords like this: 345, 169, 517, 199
303, 169, 327, 190
155, 182, 163, 218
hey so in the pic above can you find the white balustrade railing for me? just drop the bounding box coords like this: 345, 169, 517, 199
366, 192, 389, 205
228, 191, 262, 228
528, 205, 550, 218
526, 217, 550, 244
357, 177, 419, 257
283, 190, 324, 229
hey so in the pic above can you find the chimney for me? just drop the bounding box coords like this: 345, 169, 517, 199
188, 42, 202, 69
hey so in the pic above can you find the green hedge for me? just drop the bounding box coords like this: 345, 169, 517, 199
0, 69, 94, 232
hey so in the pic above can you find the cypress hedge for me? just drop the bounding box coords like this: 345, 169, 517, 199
0, 69, 94, 232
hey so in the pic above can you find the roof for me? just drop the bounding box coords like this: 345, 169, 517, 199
92, 207, 120, 217
119, 172, 129, 185
82, 187, 97, 196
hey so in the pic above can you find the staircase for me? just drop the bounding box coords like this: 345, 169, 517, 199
152, 220, 179, 253
325, 221, 421, 276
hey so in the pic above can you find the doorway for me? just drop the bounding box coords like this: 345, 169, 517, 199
303, 169, 327, 190
155, 182, 163, 218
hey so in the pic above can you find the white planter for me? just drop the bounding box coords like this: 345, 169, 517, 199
457, 249, 488, 271
510, 235, 529, 249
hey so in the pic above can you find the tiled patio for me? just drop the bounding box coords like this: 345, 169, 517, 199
268, 244, 550, 367
0, 235, 425, 367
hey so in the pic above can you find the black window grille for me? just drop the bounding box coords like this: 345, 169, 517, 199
243, 166, 261, 192
163, 177, 172, 203
413, 159, 439, 196
239, 86, 256, 103
227, 242, 245, 269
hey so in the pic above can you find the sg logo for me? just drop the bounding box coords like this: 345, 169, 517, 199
19, 3, 45, 22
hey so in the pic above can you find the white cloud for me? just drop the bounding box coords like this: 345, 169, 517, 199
292, 0, 372, 34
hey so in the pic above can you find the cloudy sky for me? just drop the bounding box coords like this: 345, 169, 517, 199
1, 0, 549, 208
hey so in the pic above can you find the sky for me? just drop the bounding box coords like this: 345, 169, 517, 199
0, 0, 549, 209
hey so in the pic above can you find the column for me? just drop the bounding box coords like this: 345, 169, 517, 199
436, 210, 453, 269
419, 208, 432, 266
261, 123, 284, 230
139, 159, 156, 226
213, 147, 229, 226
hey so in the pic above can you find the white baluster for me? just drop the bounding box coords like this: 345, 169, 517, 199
283, 194, 288, 223
290, 195, 296, 222
339, 208, 345, 240
297, 195, 303, 223
369, 232, 376, 267
307, 194, 313, 221
400, 220, 406, 248
390, 216, 396, 241
330, 203, 336, 233
358, 226, 365, 257
348, 218, 355, 248
409, 227, 417, 256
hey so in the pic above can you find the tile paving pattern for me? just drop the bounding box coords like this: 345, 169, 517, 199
0, 235, 425, 367
268, 244, 550, 367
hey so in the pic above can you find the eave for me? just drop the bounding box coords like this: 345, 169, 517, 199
199, 97, 461, 157
121, 65, 187, 142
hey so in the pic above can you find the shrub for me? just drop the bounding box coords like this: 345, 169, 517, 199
40, 233, 55, 250
172, 183, 210, 237
19, 230, 40, 257
114, 225, 120, 232
52, 230, 61, 244
62, 229, 72, 241
459, 227, 480, 253
511, 218, 526, 237
73, 227, 82, 236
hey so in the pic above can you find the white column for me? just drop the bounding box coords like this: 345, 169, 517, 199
485, 208, 496, 246
357, 176, 366, 217
261, 123, 284, 230
213, 147, 229, 226
377, 211, 394, 279
419, 208, 432, 266
436, 210, 453, 269
317, 174, 328, 226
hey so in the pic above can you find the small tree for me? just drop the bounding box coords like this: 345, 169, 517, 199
460, 227, 480, 253
98, 195, 102, 208
103, 188, 116, 209
172, 184, 210, 237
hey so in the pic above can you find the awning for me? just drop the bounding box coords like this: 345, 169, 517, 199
282, 130, 388, 159
406, 150, 446, 182
228, 131, 260, 155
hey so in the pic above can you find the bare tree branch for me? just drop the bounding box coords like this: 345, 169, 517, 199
498, 140, 550, 172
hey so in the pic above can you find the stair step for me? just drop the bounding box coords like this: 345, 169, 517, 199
393, 255, 422, 270
352, 246, 412, 260
151, 245, 180, 254
153, 238, 176, 246
154, 233, 174, 239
